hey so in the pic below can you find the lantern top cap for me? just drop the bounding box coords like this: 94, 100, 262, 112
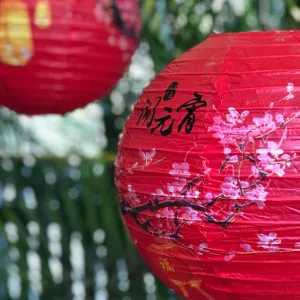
209, 29, 300, 37
204, 29, 300, 47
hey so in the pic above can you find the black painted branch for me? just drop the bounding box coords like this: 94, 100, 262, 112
122, 199, 206, 217
181, 175, 203, 196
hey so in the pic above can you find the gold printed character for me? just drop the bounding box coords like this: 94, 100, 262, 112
34, 0, 51, 29
170, 279, 214, 300
0, 0, 33, 66
159, 258, 175, 272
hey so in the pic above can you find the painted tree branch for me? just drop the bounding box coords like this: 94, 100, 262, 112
120, 185, 251, 238
117, 86, 300, 239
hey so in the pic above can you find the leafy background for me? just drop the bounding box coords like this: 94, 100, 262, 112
0, 0, 300, 299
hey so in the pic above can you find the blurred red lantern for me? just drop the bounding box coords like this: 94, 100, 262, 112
115, 30, 300, 299
0, 0, 141, 115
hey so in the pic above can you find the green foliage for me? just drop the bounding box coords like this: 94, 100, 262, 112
0, 157, 169, 299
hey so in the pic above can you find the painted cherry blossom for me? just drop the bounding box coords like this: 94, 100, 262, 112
206, 96, 297, 221
240, 243, 253, 252
226, 108, 249, 125
149, 162, 202, 207
167, 178, 187, 195
197, 242, 209, 255
157, 207, 175, 219
169, 162, 190, 177
152, 206, 201, 237
253, 114, 277, 135
257, 233, 281, 252
181, 207, 201, 225
224, 148, 231, 155
125, 184, 140, 206
244, 184, 267, 209
275, 113, 284, 124
139, 148, 156, 166
285, 82, 295, 100
220, 177, 241, 199
295, 242, 300, 248
224, 253, 235, 261
118, 82, 299, 244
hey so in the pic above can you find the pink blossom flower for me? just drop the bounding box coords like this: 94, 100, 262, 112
208, 118, 237, 145
241, 181, 250, 188
212, 116, 222, 125
241, 110, 250, 118
224, 148, 231, 155
204, 192, 213, 202
285, 83, 295, 100
154, 189, 165, 196
224, 253, 235, 261
209, 118, 249, 145
253, 114, 276, 135
203, 164, 211, 175
240, 243, 253, 252
167, 178, 187, 194
281, 154, 291, 167
139, 148, 156, 164
281, 154, 290, 161
226, 108, 249, 125
285, 94, 294, 100
246, 125, 260, 140
287, 82, 294, 93
181, 207, 201, 225
226, 108, 240, 124
275, 114, 284, 124
251, 166, 260, 177
257, 233, 281, 252
198, 242, 209, 255
169, 162, 190, 177
126, 185, 140, 205
267, 163, 285, 177
267, 141, 283, 157
257, 152, 274, 167
199, 242, 208, 249
245, 184, 268, 208
166, 184, 175, 194
228, 155, 238, 163
221, 177, 240, 199
161, 208, 175, 218
185, 189, 200, 200
139, 148, 156, 160
231, 126, 248, 141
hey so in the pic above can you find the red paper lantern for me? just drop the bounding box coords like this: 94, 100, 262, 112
0, 0, 140, 115
115, 30, 300, 299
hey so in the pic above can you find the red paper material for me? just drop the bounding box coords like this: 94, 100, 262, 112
115, 30, 300, 299
0, 0, 140, 115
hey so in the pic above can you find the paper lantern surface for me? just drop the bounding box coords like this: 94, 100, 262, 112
0, 0, 140, 115
115, 30, 300, 299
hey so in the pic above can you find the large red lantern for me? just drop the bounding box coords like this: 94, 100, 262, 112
0, 0, 140, 115
115, 30, 300, 299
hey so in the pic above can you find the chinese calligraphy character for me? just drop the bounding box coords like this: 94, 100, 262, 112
137, 96, 162, 128
136, 83, 207, 136
177, 92, 207, 134
150, 106, 174, 136
163, 81, 179, 101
